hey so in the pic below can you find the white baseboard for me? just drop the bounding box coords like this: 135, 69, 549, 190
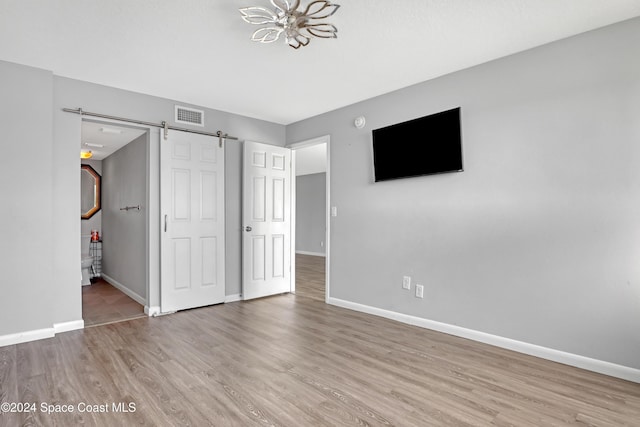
102, 273, 147, 306
54, 320, 84, 333
0, 328, 55, 347
144, 306, 161, 317
225, 293, 242, 303
145, 294, 239, 315
0, 318, 86, 347
295, 250, 326, 257
327, 297, 640, 384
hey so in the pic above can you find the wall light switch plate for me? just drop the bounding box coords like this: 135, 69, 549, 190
402, 276, 411, 290
331, 206, 338, 217
415, 284, 424, 298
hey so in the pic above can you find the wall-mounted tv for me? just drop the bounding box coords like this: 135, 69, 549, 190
372, 107, 463, 182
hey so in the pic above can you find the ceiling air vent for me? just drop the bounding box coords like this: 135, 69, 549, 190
175, 105, 204, 127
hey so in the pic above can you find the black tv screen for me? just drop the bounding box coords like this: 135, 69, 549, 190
372, 107, 463, 182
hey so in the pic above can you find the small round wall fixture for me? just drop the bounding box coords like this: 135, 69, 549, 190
354, 116, 366, 129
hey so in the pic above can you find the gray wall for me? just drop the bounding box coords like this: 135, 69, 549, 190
51, 77, 285, 313
102, 134, 147, 299
53, 77, 285, 315
0, 60, 285, 338
225, 140, 244, 297
0, 61, 54, 335
296, 173, 326, 255
286, 18, 640, 369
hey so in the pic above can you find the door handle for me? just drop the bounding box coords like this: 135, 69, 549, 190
245, 226, 252, 232
164, 215, 168, 232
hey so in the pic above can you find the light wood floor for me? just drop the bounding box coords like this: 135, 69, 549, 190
2, 284, 639, 425
82, 278, 146, 327
295, 253, 325, 302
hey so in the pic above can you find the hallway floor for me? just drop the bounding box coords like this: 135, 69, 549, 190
82, 278, 146, 327
295, 253, 325, 302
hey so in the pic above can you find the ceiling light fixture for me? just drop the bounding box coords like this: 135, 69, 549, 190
80, 150, 93, 159
240, 0, 340, 49
84, 142, 104, 148
100, 127, 122, 134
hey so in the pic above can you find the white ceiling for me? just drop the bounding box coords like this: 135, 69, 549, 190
82, 121, 146, 160
2, 1, 640, 125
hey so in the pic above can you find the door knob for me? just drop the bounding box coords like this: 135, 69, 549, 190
245, 226, 252, 232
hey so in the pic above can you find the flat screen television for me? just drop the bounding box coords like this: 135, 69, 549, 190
372, 107, 463, 182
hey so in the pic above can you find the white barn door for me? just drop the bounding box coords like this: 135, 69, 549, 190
160, 131, 225, 313
242, 141, 291, 300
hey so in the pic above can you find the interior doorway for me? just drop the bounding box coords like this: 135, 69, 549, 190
80, 119, 150, 326
290, 136, 330, 302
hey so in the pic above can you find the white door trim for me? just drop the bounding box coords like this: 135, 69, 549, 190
288, 135, 331, 303
291, 151, 297, 294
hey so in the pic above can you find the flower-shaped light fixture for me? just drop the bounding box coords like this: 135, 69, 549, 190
240, 0, 340, 49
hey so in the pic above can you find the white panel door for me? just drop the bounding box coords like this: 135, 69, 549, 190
161, 131, 225, 312
242, 141, 291, 300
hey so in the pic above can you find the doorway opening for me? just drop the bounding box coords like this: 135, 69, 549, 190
80, 119, 150, 327
290, 136, 330, 303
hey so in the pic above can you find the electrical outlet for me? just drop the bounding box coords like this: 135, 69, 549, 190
402, 276, 411, 290
415, 284, 424, 298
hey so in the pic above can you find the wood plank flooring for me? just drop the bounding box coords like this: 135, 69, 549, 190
82, 279, 146, 327
295, 253, 325, 302
2, 284, 639, 425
